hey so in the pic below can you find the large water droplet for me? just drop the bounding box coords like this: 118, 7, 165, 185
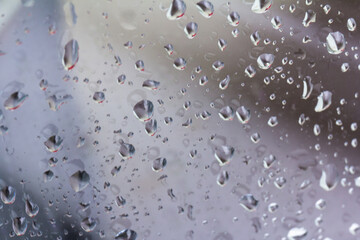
257, 53, 275, 70
69, 170, 90, 192
251, 0, 272, 14
196, 1, 214, 18
4, 91, 28, 111
219, 106, 234, 121
219, 75, 230, 90
135, 60, 145, 71
115, 229, 137, 240
81, 217, 97, 232
236, 106, 251, 124
319, 164, 338, 191
152, 157, 167, 172
239, 194, 258, 212
227, 11, 240, 26
214, 145, 234, 166
347, 18, 357, 32
184, 22, 198, 39
314, 91, 332, 112
142, 80, 160, 90
263, 154, 276, 168
25, 198, 39, 217
44, 135, 63, 152
250, 31, 261, 46
12, 217, 27, 236
302, 9, 316, 27
167, 0, 186, 20
62, 39, 79, 70
326, 32, 346, 55
212, 60, 224, 71
173, 57, 187, 70
93, 91, 105, 103
1, 186, 16, 204
287, 227, 307, 240
145, 119, 157, 136
119, 142, 135, 159
133, 100, 154, 121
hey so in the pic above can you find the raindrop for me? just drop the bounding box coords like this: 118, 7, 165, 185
250, 31, 261, 46
274, 177, 286, 189
215, 145, 234, 166
4, 91, 28, 111
314, 91, 332, 112
164, 44, 174, 55
271, 16, 282, 29
116, 196, 126, 207
12, 217, 27, 236
119, 143, 135, 159
251, 133, 260, 143
39, 79, 48, 90
93, 91, 105, 103
313, 124, 321, 136
142, 80, 160, 90
302, 76, 313, 100
199, 75, 209, 86
135, 60, 145, 71
319, 164, 338, 191
173, 57, 187, 70
115, 229, 137, 240
251, 0, 272, 14
239, 194, 258, 212
62, 39, 79, 71
152, 157, 167, 172
167, 0, 186, 20
81, 217, 97, 232
302, 9, 316, 27
263, 154, 276, 168
257, 53, 275, 70
145, 119, 157, 136
25, 198, 39, 217
184, 22, 198, 39
44, 135, 63, 152
267, 116, 278, 127
217, 170, 229, 186
347, 18, 356, 32
69, 170, 90, 192
43, 170, 54, 183
196, 1, 214, 18
227, 11, 240, 26
133, 100, 154, 121
287, 227, 307, 240
219, 106, 234, 121
219, 75, 230, 90
218, 38, 227, 51
326, 32, 346, 55
236, 106, 251, 124
1, 186, 16, 204
245, 65, 256, 78
212, 60, 224, 71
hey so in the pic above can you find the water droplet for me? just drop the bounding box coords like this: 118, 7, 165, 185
4, 91, 28, 111
114, 55, 122, 66
199, 75, 209, 86
302, 9, 316, 27
164, 44, 174, 55
319, 164, 338, 191
115, 229, 137, 240
217, 170, 229, 186
219, 106, 234, 121
124, 41, 133, 49
116, 196, 126, 207
135, 60, 145, 71
152, 157, 167, 172
219, 75, 230, 90
25, 198, 39, 217
200, 110, 211, 120
271, 16, 282, 29
119, 142, 135, 159
251, 133, 260, 143
250, 31, 261, 46
341, 62, 350, 72
287, 227, 307, 240
263, 154, 276, 168
44, 135, 63, 152
239, 194, 258, 212
167, 0, 186, 20
145, 119, 157, 136
47, 94, 73, 111
215, 145, 234, 166
227, 11, 240, 26
196, 1, 214, 18
232, 28, 240, 38
267, 116, 278, 127
142, 80, 160, 90
173, 57, 187, 70
251, 0, 272, 14
43, 170, 54, 183
347, 18, 357, 32
245, 65, 256, 78
1, 186, 16, 204
257, 53, 274, 70
212, 60, 224, 71
236, 106, 251, 124
349, 223, 360, 235
39, 79, 48, 91
315, 199, 326, 210
302, 76, 313, 100
12, 217, 27, 236
93, 91, 105, 103
184, 22, 198, 39
133, 100, 154, 122
274, 177, 286, 189
326, 32, 346, 55
268, 202, 278, 213
62, 39, 79, 71
323, 4, 331, 14
313, 124, 321, 136
81, 217, 97, 232
218, 38, 227, 51
314, 91, 332, 112
69, 170, 90, 192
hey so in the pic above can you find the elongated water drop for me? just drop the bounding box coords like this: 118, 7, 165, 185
250, 31, 261, 46
4, 91, 28, 111
217, 170, 229, 186
218, 38, 227, 51
302, 76, 313, 100
315, 91, 332, 112
12, 217, 27, 236
70, 170, 90, 192
227, 11, 240, 26
145, 119, 157, 136
1, 186, 16, 204
25, 198, 39, 217
347, 18, 356, 31
287, 227, 307, 240
302, 9, 316, 27
62, 39, 79, 70
236, 106, 250, 124
142, 80, 160, 90
119, 143, 135, 159
219, 75, 230, 90
115, 229, 137, 240
319, 164, 338, 191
